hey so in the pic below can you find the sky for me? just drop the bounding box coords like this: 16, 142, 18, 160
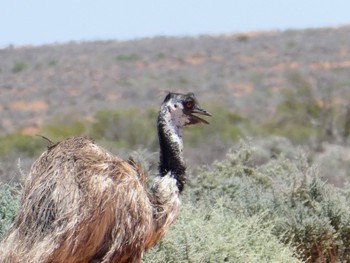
1, 0, 350, 48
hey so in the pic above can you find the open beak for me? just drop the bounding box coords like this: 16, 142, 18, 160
188, 106, 212, 125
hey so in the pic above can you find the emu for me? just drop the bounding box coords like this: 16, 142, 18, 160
0, 92, 211, 263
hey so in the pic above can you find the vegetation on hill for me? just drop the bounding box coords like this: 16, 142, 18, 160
2, 26, 350, 262
2, 27, 350, 140
2, 92, 350, 185
2, 142, 350, 262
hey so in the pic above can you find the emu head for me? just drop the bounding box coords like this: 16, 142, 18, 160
161, 92, 211, 128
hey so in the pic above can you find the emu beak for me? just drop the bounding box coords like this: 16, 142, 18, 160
189, 106, 212, 125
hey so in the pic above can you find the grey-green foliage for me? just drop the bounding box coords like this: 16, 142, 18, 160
2, 140, 350, 262
0, 183, 20, 238
0, 133, 44, 157
144, 203, 301, 263
187, 141, 350, 262
12, 61, 28, 73
90, 108, 158, 149
145, 141, 303, 262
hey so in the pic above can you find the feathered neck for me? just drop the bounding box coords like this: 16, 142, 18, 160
157, 109, 186, 192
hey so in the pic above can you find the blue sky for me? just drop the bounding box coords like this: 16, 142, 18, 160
1, 0, 349, 47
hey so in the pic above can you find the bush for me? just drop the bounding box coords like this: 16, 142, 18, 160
0, 134, 43, 157
115, 53, 140, 61
90, 108, 158, 149
263, 71, 321, 143
0, 183, 20, 238
144, 203, 301, 263
40, 119, 87, 141
12, 61, 28, 73
237, 34, 250, 42
184, 104, 248, 146
188, 141, 350, 262
1, 140, 350, 261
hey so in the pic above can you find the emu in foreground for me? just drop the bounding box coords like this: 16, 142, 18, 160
0, 92, 211, 263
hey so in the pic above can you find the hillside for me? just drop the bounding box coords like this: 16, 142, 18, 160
1, 26, 350, 136
2, 26, 350, 187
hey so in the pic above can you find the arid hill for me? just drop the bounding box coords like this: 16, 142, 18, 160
1, 26, 350, 136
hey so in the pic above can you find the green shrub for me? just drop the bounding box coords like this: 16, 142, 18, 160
184, 104, 248, 145
264, 72, 321, 143
0, 134, 43, 157
262, 121, 315, 143
12, 61, 28, 73
90, 108, 158, 149
156, 52, 165, 59
0, 183, 20, 238
115, 53, 140, 61
188, 141, 350, 262
266, 71, 342, 144
40, 119, 86, 141
48, 60, 57, 67
237, 34, 250, 42
145, 203, 301, 263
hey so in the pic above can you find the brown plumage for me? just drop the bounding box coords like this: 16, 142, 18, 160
0, 92, 211, 263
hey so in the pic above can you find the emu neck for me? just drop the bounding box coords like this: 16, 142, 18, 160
157, 113, 186, 192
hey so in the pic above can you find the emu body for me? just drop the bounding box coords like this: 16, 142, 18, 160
0, 92, 210, 263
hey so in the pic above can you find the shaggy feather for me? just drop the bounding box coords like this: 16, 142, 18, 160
0, 92, 209, 263
0, 137, 162, 262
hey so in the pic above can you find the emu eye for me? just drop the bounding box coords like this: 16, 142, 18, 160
185, 101, 194, 109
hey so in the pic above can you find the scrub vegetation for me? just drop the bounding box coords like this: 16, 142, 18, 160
2, 26, 350, 262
